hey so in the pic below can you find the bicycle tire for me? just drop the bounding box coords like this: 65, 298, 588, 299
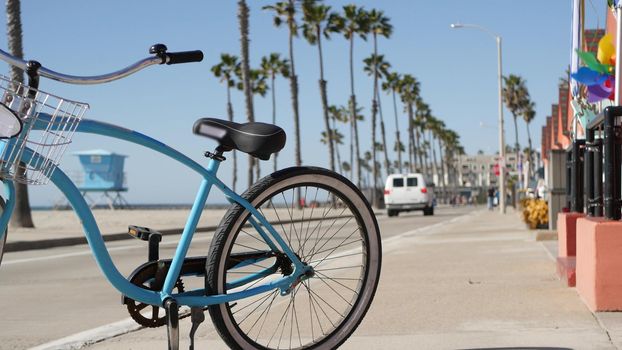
205, 166, 381, 350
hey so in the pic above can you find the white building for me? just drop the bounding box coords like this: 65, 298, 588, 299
453, 153, 520, 188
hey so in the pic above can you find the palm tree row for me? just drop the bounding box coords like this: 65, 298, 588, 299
219, 1, 463, 207
502, 73, 537, 182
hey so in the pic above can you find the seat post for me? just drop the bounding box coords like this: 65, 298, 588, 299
204, 147, 226, 162
204, 148, 225, 176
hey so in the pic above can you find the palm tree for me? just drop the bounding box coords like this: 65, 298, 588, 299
393, 141, 406, 170
264, 1, 303, 174
6, 0, 33, 228
522, 100, 536, 180
243, 68, 269, 180
363, 53, 390, 204
211, 53, 241, 192
237, 0, 256, 188
301, 0, 340, 174
441, 129, 461, 192
334, 4, 369, 187
398, 74, 420, 173
367, 8, 392, 176
414, 98, 430, 174
328, 104, 349, 174
260, 53, 290, 173
431, 118, 447, 189
502, 74, 528, 153
382, 71, 403, 173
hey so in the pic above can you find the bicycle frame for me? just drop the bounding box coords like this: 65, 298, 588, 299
0, 113, 307, 307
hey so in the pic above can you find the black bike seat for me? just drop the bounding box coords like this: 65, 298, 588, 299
193, 118, 286, 161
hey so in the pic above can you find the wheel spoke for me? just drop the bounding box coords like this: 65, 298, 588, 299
235, 290, 278, 326
252, 290, 279, 342
306, 216, 355, 262
309, 227, 362, 268
315, 270, 361, 295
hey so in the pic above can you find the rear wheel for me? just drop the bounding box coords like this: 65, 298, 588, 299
206, 167, 381, 350
387, 209, 398, 217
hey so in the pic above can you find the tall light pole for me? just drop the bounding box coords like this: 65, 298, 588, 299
451, 22, 506, 214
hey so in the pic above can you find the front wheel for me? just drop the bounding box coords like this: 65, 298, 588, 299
206, 167, 381, 349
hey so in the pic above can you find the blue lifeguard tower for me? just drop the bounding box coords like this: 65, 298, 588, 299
73, 149, 129, 209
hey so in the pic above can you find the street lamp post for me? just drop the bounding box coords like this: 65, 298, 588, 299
451, 23, 506, 214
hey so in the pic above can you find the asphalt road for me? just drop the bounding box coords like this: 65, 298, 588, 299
0, 206, 474, 349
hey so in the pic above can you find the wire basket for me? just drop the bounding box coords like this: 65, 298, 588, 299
0, 75, 88, 185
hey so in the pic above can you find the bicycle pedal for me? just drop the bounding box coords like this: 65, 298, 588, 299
128, 225, 161, 241
128, 225, 162, 261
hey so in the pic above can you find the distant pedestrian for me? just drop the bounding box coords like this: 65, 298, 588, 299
487, 187, 495, 210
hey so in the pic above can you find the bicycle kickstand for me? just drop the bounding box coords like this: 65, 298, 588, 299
165, 299, 179, 350
189, 307, 205, 350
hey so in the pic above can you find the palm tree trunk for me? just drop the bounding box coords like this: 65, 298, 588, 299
348, 36, 361, 188
226, 83, 237, 193
370, 34, 380, 206
371, 96, 378, 205
271, 74, 277, 173
526, 121, 533, 181
415, 128, 424, 172
331, 117, 343, 174
430, 133, 441, 182
286, 2, 302, 208
407, 103, 415, 172
288, 1, 301, 173
370, 83, 378, 202
317, 28, 335, 174
350, 115, 354, 179
422, 132, 430, 177
512, 114, 520, 152
7, 0, 33, 228
392, 91, 402, 173
377, 92, 390, 176
438, 138, 446, 200
238, 0, 255, 188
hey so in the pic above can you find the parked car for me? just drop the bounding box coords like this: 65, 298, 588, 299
384, 173, 435, 217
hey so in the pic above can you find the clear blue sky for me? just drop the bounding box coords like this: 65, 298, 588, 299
0, 1, 605, 206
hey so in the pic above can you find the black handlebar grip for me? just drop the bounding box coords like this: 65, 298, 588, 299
165, 50, 204, 65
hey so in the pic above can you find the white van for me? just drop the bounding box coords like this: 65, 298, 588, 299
384, 173, 434, 217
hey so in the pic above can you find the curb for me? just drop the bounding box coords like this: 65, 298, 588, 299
6, 212, 383, 253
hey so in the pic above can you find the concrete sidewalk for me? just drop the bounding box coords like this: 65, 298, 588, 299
47, 207, 621, 350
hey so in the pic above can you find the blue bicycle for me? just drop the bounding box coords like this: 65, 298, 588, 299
0, 44, 381, 350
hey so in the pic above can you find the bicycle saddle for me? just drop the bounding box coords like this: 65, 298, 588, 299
193, 118, 286, 160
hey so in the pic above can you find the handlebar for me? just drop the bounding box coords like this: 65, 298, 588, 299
0, 43, 203, 85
